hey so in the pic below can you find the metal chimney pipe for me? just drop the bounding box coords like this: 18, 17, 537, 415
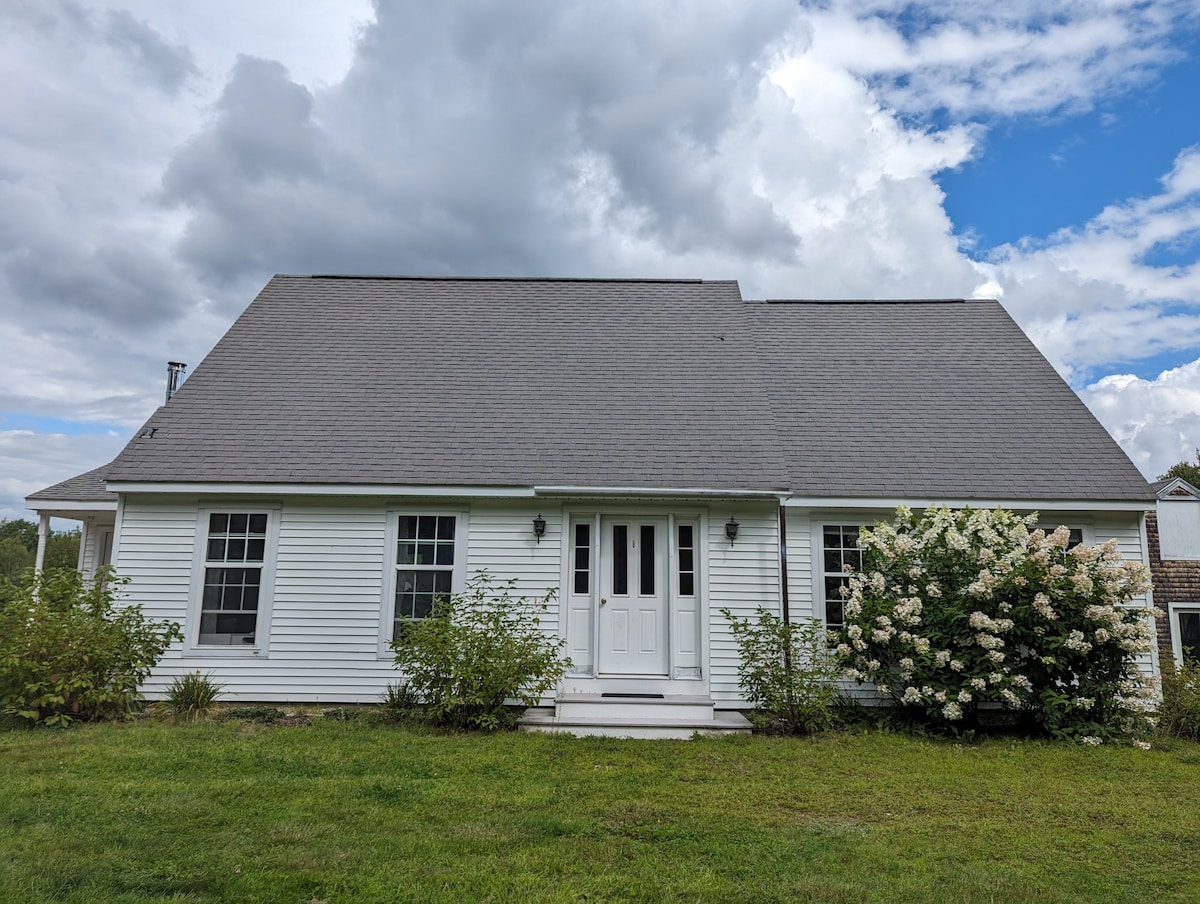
166, 361, 187, 402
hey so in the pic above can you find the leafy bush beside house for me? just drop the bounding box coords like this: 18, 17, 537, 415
723, 608, 842, 733
1158, 659, 1200, 741
0, 568, 182, 727
836, 506, 1157, 742
389, 572, 570, 730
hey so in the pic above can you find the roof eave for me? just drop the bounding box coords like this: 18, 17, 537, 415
782, 496, 1154, 512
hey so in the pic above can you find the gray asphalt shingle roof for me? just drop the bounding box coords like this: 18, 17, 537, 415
26, 463, 117, 503
89, 275, 1149, 502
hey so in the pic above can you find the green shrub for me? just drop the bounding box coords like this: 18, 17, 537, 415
722, 608, 843, 733
162, 671, 224, 721
389, 572, 569, 731
0, 568, 181, 727
837, 506, 1157, 742
1158, 660, 1200, 741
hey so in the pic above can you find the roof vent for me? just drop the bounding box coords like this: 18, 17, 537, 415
166, 361, 187, 402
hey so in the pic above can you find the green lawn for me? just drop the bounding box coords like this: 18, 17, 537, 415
1, 718, 1197, 903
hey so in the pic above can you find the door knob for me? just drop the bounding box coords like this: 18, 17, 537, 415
600, 597, 607, 606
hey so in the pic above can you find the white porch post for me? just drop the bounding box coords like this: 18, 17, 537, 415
34, 512, 49, 574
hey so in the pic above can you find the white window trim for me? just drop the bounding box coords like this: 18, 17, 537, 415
378, 507, 470, 658
184, 505, 281, 657
811, 520, 868, 629
1168, 602, 1200, 666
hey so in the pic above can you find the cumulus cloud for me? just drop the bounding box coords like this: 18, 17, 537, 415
811, 0, 1197, 118
983, 146, 1200, 380
1081, 361, 1200, 479
0, 429, 129, 522
2, 0, 1199, 499
155, 2, 983, 301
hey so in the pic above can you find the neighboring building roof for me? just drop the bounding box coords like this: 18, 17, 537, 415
88, 275, 1150, 502
1154, 477, 1200, 499
26, 463, 118, 504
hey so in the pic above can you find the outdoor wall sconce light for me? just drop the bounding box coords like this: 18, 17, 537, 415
533, 514, 547, 542
725, 516, 739, 544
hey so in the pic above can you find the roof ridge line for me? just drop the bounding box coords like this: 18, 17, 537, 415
294, 274, 736, 285
758, 298, 970, 305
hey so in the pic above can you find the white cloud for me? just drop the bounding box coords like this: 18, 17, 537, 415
1081, 360, 1200, 479
0, 429, 128, 522
101, 0, 375, 95
982, 146, 1200, 380
2, 0, 1199, 499
809, 0, 1196, 117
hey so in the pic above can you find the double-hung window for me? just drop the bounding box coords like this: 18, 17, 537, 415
820, 524, 863, 629
199, 512, 270, 646
389, 513, 466, 642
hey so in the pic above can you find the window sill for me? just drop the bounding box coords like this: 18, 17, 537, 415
182, 646, 266, 658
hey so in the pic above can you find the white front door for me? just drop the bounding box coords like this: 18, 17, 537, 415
598, 516, 669, 676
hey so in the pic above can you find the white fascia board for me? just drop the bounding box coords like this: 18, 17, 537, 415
781, 496, 1153, 512
105, 482, 537, 498
534, 485, 787, 499
24, 499, 118, 512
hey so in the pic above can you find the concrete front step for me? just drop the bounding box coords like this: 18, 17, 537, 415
555, 692, 717, 723
517, 699, 753, 739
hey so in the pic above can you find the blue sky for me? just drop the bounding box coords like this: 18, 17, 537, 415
1, 0, 1199, 519
941, 51, 1200, 257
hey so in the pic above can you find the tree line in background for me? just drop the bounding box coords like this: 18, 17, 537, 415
0, 519, 80, 589
1159, 450, 1200, 486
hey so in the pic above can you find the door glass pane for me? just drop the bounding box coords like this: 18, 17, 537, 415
573, 523, 590, 595
677, 523, 695, 597
612, 525, 628, 595
639, 525, 655, 595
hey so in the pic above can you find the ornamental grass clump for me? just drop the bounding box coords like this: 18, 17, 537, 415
836, 506, 1156, 742
162, 671, 224, 722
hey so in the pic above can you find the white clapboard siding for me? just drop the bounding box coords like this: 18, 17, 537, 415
267, 501, 389, 666
465, 502, 564, 638
707, 504, 780, 704
77, 515, 115, 576
1093, 511, 1158, 682
116, 495, 1156, 706
783, 513, 815, 621
122, 496, 573, 702
77, 519, 96, 573
114, 497, 198, 628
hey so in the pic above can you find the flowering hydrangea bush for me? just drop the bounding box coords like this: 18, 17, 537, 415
836, 506, 1156, 741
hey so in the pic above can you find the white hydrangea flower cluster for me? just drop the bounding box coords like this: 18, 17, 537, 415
835, 505, 1158, 737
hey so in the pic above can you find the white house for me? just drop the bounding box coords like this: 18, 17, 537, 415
27, 276, 1157, 736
